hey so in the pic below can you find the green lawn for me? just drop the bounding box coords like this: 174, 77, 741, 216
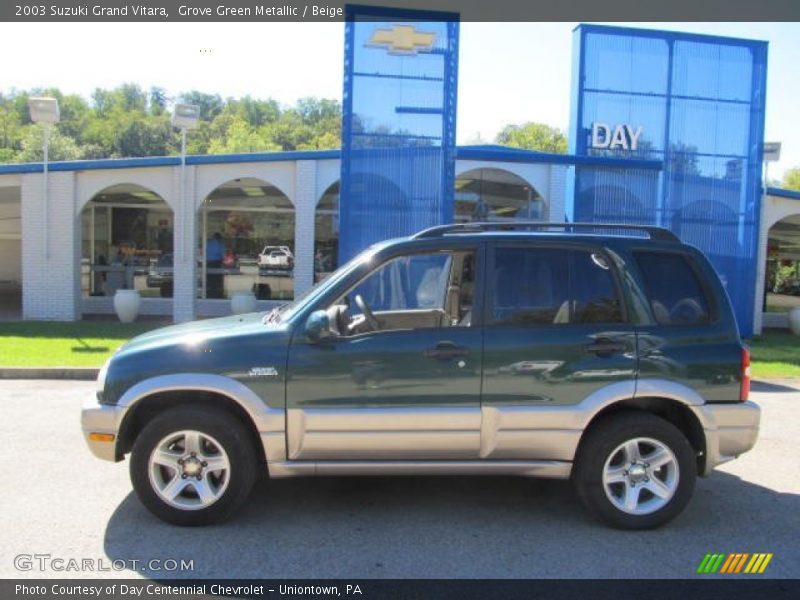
1, 320, 799, 378
748, 331, 800, 379
0, 321, 165, 367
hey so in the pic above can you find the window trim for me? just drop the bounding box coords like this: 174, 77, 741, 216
484, 242, 630, 328
631, 248, 720, 327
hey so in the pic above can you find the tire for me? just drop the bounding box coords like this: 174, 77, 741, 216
130, 406, 257, 526
573, 411, 696, 530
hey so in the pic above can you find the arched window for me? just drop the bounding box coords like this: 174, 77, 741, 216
454, 168, 545, 222
80, 184, 173, 300
315, 181, 339, 282
765, 214, 800, 315
198, 178, 295, 301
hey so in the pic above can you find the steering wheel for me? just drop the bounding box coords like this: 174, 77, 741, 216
354, 294, 379, 331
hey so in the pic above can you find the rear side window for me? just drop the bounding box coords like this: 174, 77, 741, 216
634, 252, 712, 325
572, 251, 623, 324
490, 247, 623, 325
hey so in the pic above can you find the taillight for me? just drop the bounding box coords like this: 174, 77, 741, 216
740, 346, 751, 402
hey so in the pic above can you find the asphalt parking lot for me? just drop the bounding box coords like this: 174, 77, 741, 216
1, 379, 798, 580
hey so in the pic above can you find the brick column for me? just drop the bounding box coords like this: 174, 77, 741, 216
293, 160, 317, 297
752, 197, 770, 335
21, 171, 80, 321
172, 164, 197, 322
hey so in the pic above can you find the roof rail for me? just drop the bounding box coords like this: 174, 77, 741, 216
411, 221, 680, 243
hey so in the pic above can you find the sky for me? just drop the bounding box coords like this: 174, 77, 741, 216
1, 21, 798, 179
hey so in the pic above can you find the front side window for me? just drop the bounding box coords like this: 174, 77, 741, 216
634, 252, 712, 325
328, 250, 475, 336
350, 253, 452, 314
490, 246, 623, 325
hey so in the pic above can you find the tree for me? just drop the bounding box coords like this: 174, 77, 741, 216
495, 122, 568, 154
19, 126, 80, 162
783, 167, 800, 191
225, 96, 280, 127
0, 87, 343, 162
0, 101, 22, 152
56, 94, 91, 141
207, 117, 279, 154
115, 83, 148, 113
112, 115, 175, 157
149, 87, 167, 116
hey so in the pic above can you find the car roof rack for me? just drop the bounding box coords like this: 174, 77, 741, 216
411, 221, 680, 243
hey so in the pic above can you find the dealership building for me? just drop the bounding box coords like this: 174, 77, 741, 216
1, 23, 799, 336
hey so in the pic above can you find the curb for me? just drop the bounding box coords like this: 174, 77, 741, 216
0, 368, 99, 380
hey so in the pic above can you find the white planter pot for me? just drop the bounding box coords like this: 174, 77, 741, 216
789, 306, 800, 336
230, 292, 257, 315
113, 290, 141, 323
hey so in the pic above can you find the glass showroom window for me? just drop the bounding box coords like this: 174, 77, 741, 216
80, 184, 173, 298
198, 178, 295, 301
454, 168, 545, 222
315, 181, 339, 282
765, 214, 800, 316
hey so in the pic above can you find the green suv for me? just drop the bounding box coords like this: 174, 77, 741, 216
82, 223, 760, 529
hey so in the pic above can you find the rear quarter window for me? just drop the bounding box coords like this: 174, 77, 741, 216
634, 251, 713, 325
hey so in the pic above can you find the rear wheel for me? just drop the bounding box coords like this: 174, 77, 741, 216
130, 407, 257, 526
573, 412, 696, 529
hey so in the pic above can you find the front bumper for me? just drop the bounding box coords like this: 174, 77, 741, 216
81, 393, 127, 462
691, 401, 761, 476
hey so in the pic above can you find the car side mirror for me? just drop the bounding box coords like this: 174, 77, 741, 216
305, 310, 332, 343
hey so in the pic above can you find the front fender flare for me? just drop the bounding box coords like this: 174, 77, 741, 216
116, 373, 285, 462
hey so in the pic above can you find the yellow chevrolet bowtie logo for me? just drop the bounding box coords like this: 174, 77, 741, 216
367, 25, 437, 55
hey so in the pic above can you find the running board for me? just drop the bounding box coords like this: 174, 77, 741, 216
267, 460, 572, 479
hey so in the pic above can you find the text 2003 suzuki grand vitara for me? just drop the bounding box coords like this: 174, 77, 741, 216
82, 222, 759, 529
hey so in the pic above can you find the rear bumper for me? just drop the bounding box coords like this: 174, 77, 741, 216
691, 401, 760, 476
81, 393, 126, 462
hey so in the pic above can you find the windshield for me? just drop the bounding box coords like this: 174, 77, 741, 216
264, 245, 381, 325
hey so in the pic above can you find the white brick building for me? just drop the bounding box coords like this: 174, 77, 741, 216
0, 147, 572, 323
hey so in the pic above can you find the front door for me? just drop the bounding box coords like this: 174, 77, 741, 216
286, 247, 484, 460
479, 243, 638, 460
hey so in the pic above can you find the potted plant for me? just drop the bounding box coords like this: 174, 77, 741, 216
789, 306, 800, 336
114, 289, 141, 323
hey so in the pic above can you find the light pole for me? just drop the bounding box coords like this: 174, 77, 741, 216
171, 104, 200, 264
28, 97, 60, 259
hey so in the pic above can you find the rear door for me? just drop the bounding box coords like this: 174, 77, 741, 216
630, 249, 741, 402
480, 242, 638, 460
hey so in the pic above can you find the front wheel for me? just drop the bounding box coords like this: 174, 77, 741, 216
573, 412, 697, 529
130, 407, 257, 526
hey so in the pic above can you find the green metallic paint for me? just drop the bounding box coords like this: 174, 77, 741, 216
286, 327, 482, 410
102, 313, 291, 411
98, 231, 746, 454
482, 325, 638, 407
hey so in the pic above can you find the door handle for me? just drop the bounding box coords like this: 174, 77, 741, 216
424, 342, 470, 360
584, 339, 627, 357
